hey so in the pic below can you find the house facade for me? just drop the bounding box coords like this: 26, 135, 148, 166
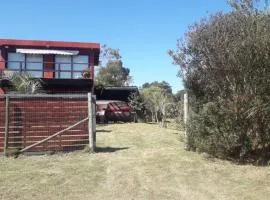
0, 39, 100, 94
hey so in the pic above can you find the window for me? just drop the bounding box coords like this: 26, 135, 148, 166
55, 55, 72, 78
73, 55, 89, 78
8, 53, 43, 78
8, 53, 25, 71
55, 55, 89, 79
26, 55, 43, 78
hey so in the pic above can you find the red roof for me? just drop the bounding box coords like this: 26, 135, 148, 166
0, 39, 100, 50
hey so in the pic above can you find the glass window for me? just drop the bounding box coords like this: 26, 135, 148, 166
55, 55, 72, 78
73, 55, 89, 79
26, 55, 43, 78
55, 55, 89, 79
7, 53, 25, 71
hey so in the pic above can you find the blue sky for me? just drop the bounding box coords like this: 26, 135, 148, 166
0, 0, 232, 93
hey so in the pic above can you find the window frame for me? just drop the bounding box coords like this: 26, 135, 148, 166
25, 54, 44, 78
54, 54, 89, 79
7, 52, 26, 72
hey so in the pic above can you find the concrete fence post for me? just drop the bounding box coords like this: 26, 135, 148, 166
88, 93, 95, 152
184, 92, 188, 136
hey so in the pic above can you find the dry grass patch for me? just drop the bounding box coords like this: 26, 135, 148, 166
0, 123, 269, 200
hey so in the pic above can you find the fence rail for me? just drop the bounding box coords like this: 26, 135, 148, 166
3, 94, 88, 98
0, 93, 96, 156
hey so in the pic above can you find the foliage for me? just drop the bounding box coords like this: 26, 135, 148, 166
128, 92, 146, 122
81, 68, 91, 79
96, 45, 132, 87
174, 89, 185, 102
142, 81, 173, 95
186, 102, 250, 159
169, 0, 270, 164
9, 73, 44, 94
141, 85, 173, 126
131, 82, 183, 127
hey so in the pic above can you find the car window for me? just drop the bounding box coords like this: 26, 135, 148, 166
97, 104, 108, 110
107, 102, 129, 111
111, 102, 127, 108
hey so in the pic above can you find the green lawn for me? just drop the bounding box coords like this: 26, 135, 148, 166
0, 123, 269, 200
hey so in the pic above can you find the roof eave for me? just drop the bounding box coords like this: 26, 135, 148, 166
0, 39, 100, 50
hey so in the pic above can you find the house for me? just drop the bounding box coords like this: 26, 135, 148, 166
0, 39, 100, 94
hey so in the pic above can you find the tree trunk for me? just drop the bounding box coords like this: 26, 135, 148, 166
151, 111, 155, 122
161, 117, 166, 128
161, 106, 167, 128
155, 111, 159, 123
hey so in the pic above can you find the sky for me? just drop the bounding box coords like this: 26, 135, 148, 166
0, 0, 232, 93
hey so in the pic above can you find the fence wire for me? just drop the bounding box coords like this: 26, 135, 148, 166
163, 101, 185, 130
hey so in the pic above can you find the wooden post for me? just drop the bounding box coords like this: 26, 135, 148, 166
92, 95, 97, 151
4, 96, 10, 156
88, 93, 94, 152
184, 92, 188, 136
92, 95, 96, 151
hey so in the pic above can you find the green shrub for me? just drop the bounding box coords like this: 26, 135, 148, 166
169, 1, 270, 164
186, 101, 270, 164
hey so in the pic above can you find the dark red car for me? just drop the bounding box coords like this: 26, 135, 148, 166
96, 100, 133, 123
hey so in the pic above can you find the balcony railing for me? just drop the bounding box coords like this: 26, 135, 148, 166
0, 60, 91, 79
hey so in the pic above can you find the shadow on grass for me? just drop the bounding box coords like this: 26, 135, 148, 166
146, 122, 157, 125
96, 129, 112, 133
96, 147, 129, 153
146, 121, 171, 125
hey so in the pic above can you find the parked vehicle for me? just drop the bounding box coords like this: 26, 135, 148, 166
96, 100, 133, 123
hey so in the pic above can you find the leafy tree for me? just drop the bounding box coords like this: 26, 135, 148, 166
128, 92, 146, 121
95, 45, 132, 87
142, 81, 173, 95
141, 85, 173, 127
169, 0, 270, 164
174, 89, 185, 102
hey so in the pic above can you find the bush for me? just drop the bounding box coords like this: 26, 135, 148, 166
186, 101, 270, 164
169, 1, 270, 164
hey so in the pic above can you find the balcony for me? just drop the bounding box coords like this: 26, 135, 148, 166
0, 60, 91, 80
0, 60, 93, 93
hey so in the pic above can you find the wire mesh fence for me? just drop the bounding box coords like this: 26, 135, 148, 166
0, 93, 96, 156
160, 101, 184, 130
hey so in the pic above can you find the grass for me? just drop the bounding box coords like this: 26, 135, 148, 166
0, 123, 270, 200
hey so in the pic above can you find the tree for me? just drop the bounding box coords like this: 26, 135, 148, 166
141, 85, 173, 127
174, 89, 185, 102
169, 0, 270, 164
95, 45, 132, 87
227, 0, 259, 11
128, 92, 146, 121
142, 81, 173, 95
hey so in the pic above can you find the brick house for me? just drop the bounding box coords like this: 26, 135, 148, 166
0, 39, 100, 94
